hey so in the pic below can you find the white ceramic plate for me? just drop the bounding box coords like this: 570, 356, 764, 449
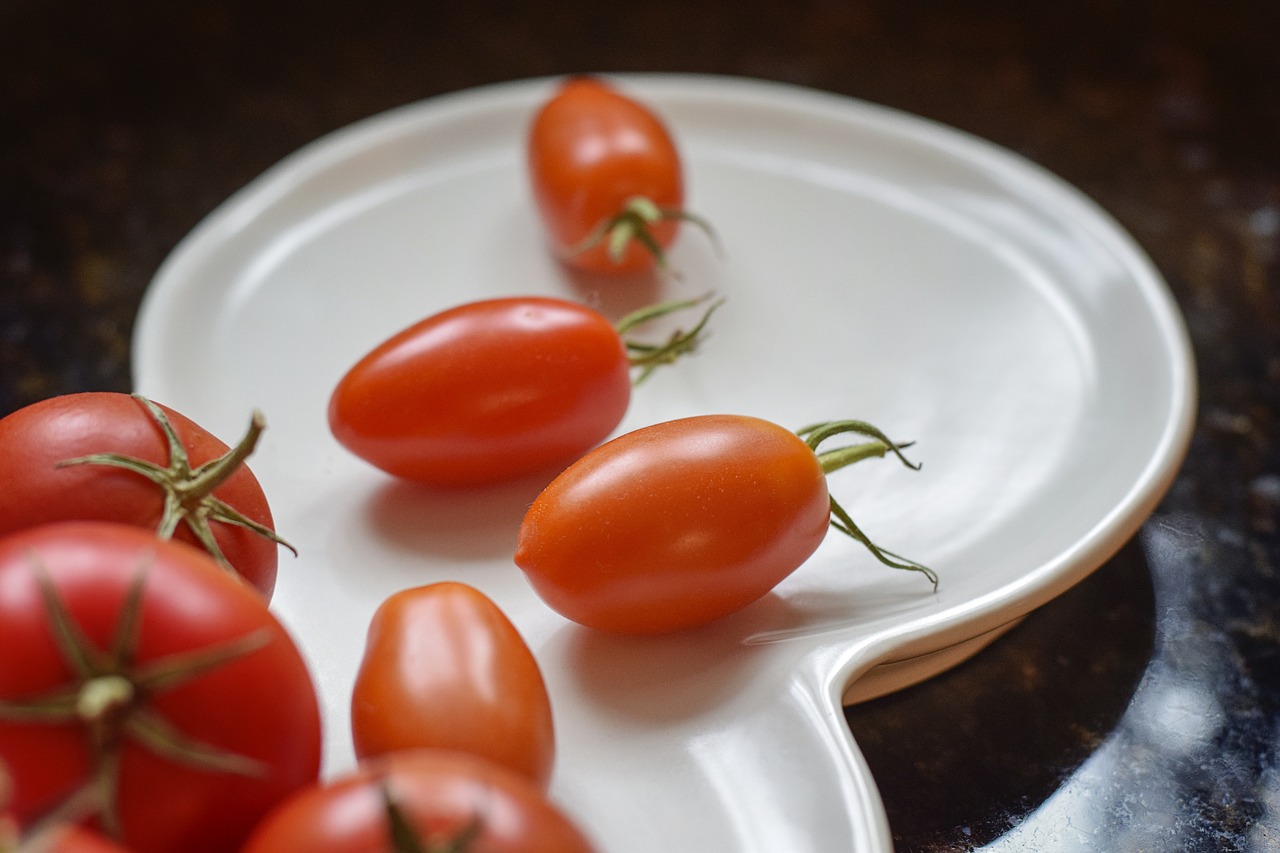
132, 75, 1196, 852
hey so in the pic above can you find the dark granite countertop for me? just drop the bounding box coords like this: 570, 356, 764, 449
3, 2, 1277, 850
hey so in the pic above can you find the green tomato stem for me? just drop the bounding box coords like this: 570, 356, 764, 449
562, 195, 719, 274
617, 293, 724, 385
814, 440, 894, 474
799, 420, 938, 590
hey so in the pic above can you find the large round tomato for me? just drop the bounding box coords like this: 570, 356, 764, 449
0, 522, 322, 853
328, 297, 632, 486
351, 582, 555, 789
0, 393, 287, 599
240, 750, 598, 853
515, 415, 935, 634
528, 76, 697, 274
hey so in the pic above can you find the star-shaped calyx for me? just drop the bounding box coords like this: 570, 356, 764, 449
0, 558, 270, 838
562, 195, 718, 275
57, 395, 295, 576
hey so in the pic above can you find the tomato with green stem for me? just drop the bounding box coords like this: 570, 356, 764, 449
514, 415, 937, 634
328, 294, 720, 487
0, 393, 293, 599
528, 76, 714, 274
351, 582, 556, 789
0, 522, 322, 853
240, 750, 598, 853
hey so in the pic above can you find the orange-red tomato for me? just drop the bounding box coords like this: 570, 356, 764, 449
528, 77, 687, 274
0, 393, 287, 599
328, 297, 632, 487
240, 750, 598, 853
0, 522, 322, 853
515, 415, 935, 634
515, 415, 833, 634
351, 582, 556, 789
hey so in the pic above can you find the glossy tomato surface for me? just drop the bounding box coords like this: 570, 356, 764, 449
328, 297, 632, 486
0, 393, 282, 598
528, 76, 684, 273
241, 750, 598, 853
351, 582, 556, 789
0, 522, 322, 853
514, 415, 833, 634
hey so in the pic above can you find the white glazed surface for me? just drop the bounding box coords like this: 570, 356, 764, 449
132, 75, 1196, 852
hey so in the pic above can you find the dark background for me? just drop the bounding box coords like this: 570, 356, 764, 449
4, 2, 1279, 850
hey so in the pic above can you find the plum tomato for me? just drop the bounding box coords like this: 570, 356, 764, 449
351, 582, 556, 789
240, 750, 598, 853
514, 415, 937, 634
0, 522, 322, 853
527, 76, 712, 274
328, 294, 718, 487
0, 392, 292, 599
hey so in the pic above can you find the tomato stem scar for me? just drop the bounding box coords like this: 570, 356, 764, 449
77, 675, 134, 723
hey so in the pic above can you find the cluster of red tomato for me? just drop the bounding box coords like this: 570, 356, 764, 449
0, 77, 933, 852
330, 77, 936, 636
0, 392, 596, 852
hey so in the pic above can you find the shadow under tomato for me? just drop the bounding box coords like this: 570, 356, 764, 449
546, 591, 807, 724
557, 261, 666, 319
358, 472, 553, 563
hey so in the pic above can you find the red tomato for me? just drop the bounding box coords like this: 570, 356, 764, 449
528, 76, 703, 274
0, 522, 322, 853
329, 296, 631, 486
351, 582, 556, 789
241, 750, 598, 853
0, 393, 288, 599
329, 295, 720, 487
514, 415, 935, 634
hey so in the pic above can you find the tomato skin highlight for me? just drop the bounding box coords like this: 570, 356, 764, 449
514, 415, 832, 634
528, 77, 684, 274
351, 582, 556, 789
328, 297, 632, 487
240, 750, 598, 853
0, 522, 322, 853
0, 393, 282, 599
